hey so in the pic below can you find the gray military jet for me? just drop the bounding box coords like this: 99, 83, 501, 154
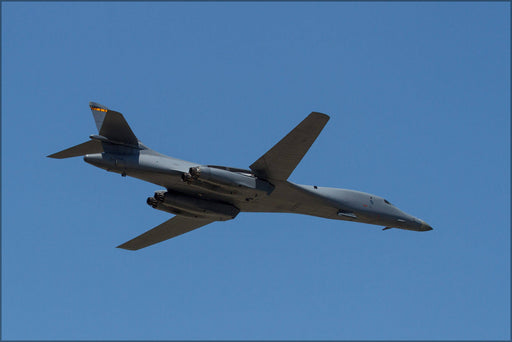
48, 102, 432, 250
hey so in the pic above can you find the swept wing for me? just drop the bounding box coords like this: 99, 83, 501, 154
117, 216, 215, 250
250, 112, 329, 181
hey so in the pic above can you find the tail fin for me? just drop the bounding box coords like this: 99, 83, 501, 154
89, 102, 138, 146
250, 112, 330, 181
89, 102, 109, 131
48, 102, 140, 159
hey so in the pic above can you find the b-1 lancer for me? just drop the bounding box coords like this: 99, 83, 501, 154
49, 102, 433, 250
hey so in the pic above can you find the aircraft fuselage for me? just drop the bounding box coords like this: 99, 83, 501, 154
84, 148, 431, 232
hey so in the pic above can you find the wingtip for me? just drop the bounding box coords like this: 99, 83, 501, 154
116, 244, 138, 251
47, 152, 65, 159
311, 112, 330, 121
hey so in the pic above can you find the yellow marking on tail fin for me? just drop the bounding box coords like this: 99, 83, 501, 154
90, 106, 108, 112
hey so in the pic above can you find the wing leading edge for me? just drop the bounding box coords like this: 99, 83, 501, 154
250, 112, 329, 181
117, 216, 215, 250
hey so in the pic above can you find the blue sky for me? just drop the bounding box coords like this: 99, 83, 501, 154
1, 2, 510, 340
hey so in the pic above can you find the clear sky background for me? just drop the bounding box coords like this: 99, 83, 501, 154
1, 2, 510, 340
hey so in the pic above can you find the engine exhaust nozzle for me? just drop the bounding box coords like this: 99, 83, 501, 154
154, 191, 166, 202
146, 197, 158, 208
189, 166, 201, 179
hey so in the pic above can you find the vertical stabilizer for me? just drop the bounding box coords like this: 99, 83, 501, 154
48, 102, 141, 159
89, 102, 109, 132
89, 102, 139, 146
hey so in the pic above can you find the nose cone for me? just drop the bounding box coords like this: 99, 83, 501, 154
420, 220, 433, 231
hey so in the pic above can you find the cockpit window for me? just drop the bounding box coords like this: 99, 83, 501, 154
384, 199, 392, 205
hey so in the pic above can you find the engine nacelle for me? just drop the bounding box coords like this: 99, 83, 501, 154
149, 190, 239, 221
185, 166, 274, 195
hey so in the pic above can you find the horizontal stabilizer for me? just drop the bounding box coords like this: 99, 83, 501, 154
250, 112, 330, 181
47, 140, 103, 159
89, 102, 138, 146
117, 216, 215, 250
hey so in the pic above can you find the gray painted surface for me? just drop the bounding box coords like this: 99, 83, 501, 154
49, 103, 433, 250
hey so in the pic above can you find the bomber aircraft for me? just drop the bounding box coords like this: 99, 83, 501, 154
49, 102, 432, 250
